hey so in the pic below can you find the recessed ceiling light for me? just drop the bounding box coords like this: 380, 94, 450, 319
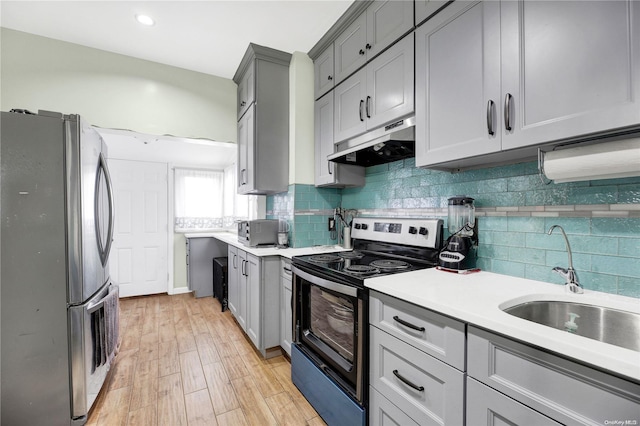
135, 14, 155, 26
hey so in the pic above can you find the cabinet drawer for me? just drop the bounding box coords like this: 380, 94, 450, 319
370, 326, 464, 426
369, 386, 419, 426
467, 377, 561, 426
468, 327, 640, 425
370, 291, 465, 369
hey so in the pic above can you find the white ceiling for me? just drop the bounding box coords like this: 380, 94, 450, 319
0, 0, 353, 79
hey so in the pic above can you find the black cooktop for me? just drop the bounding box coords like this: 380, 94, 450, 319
292, 248, 438, 287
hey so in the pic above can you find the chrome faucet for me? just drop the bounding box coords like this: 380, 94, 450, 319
548, 225, 583, 294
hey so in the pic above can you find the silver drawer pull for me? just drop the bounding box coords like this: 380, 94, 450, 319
393, 315, 425, 332
393, 369, 424, 392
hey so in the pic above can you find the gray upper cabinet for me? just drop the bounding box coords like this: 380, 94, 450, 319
314, 46, 335, 100
335, 0, 414, 84
335, 33, 414, 143
500, 0, 640, 150
415, 1, 504, 167
237, 61, 254, 120
416, 0, 640, 170
314, 92, 365, 187
415, 0, 450, 26
233, 44, 291, 195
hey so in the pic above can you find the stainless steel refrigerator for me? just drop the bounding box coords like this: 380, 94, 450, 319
1, 110, 119, 425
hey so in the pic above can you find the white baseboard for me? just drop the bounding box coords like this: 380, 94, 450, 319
169, 286, 191, 295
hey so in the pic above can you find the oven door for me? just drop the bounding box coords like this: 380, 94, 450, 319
292, 264, 365, 403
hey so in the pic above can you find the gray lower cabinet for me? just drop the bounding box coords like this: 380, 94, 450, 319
227, 245, 239, 317
186, 237, 227, 298
314, 91, 365, 188
227, 245, 281, 358
369, 291, 465, 426
280, 258, 293, 356
466, 377, 561, 426
416, 0, 640, 170
369, 386, 419, 426
468, 326, 640, 425
234, 44, 291, 195
334, 33, 414, 143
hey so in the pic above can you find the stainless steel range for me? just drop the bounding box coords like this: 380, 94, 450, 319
291, 217, 443, 426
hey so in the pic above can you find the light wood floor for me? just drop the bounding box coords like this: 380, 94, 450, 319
87, 293, 326, 426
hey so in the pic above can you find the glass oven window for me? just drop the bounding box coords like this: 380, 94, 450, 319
309, 286, 355, 362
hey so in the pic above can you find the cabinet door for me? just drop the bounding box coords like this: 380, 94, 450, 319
227, 246, 239, 317
370, 386, 420, 426
415, 0, 449, 26
245, 253, 261, 349
415, 1, 502, 167
334, 68, 368, 142
237, 62, 254, 119
467, 378, 561, 426
237, 105, 255, 194
501, 0, 640, 150
237, 250, 248, 330
366, 0, 414, 59
468, 327, 640, 425
366, 34, 414, 131
335, 13, 367, 84
315, 93, 335, 186
314, 46, 335, 100
280, 260, 293, 356
370, 326, 464, 426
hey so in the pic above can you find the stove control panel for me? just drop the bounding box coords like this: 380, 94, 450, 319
351, 217, 443, 249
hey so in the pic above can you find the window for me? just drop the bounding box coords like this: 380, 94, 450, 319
174, 166, 253, 231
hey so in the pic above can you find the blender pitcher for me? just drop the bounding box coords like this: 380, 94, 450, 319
439, 196, 478, 271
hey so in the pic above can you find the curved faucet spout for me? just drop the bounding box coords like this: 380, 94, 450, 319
548, 225, 573, 269
547, 225, 582, 294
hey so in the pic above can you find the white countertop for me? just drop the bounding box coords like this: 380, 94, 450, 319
184, 231, 349, 259
365, 268, 640, 382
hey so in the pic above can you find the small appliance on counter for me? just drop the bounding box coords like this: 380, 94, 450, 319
277, 219, 290, 248
439, 196, 478, 271
237, 219, 279, 246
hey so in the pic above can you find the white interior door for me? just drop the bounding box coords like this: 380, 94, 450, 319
108, 159, 168, 297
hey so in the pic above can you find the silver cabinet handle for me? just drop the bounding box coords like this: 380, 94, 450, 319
359, 49, 365, 55
328, 75, 333, 81
366, 96, 371, 118
393, 370, 424, 392
487, 100, 495, 136
359, 100, 364, 122
504, 93, 513, 131
328, 161, 333, 175
233, 254, 237, 269
240, 169, 247, 185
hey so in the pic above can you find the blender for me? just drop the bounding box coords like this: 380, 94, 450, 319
439, 196, 478, 271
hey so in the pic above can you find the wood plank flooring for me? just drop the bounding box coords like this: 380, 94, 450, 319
87, 293, 326, 426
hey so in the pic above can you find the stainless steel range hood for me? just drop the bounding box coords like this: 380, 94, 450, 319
328, 116, 415, 167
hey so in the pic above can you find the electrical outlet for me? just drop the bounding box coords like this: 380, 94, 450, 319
328, 217, 336, 231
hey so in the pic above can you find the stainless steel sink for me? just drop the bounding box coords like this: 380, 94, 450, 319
503, 301, 640, 352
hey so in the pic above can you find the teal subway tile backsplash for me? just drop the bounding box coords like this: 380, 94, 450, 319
268, 159, 640, 298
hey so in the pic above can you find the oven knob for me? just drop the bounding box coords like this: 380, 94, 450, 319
361, 224, 368, 230
419, 227, 428, 236
408, 226, 417, 234
355, 223, 362, 229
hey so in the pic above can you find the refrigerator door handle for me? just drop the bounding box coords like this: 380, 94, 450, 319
95, 153, 115, 266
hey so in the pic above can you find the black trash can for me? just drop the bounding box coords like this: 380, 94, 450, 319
213, 257, 228, 312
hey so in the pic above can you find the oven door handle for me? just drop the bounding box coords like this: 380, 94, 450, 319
292, 265, 359, 297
